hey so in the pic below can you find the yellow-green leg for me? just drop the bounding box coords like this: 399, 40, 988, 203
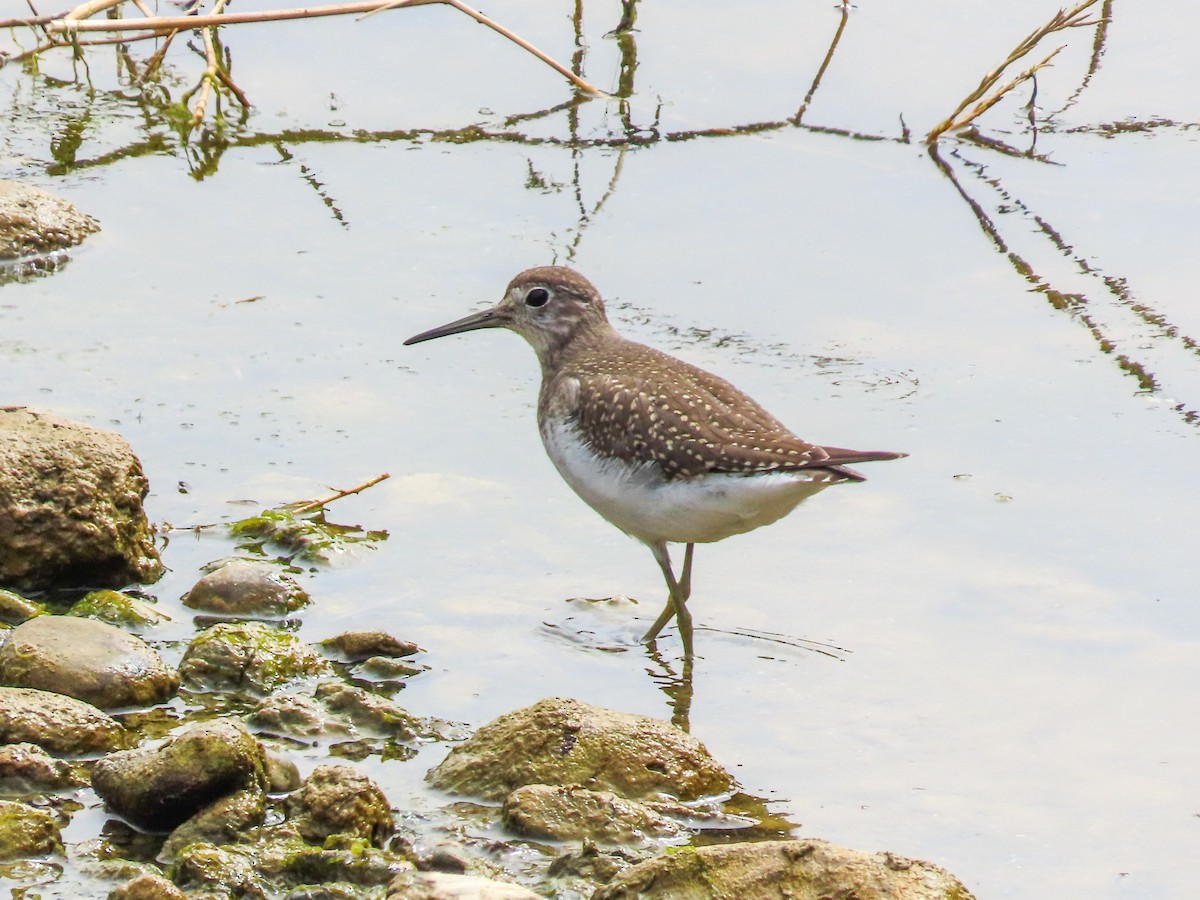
642, 542, 695, 656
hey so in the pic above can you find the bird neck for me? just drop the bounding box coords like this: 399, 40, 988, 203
533, 318, 621, 380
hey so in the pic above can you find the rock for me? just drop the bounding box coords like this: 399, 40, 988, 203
169, 842, 261, 896
0, 181, 98, 260
0, 686, 126, 754
427, 698, 732, 802
0, 408, 161, 591
358, 656, 428, 680
282, 886, 365, 900
179, 622, 330, 694
387, 872, 542, 899
0, 799, 63, 859
420, 843, 470, 874
314, 682, 420, 738
182, 560, 310, 617
248, 691, 350, 738
92, 719, 268, 833
501, 784, 685, 844
0, 615, 178, 710
166, 831, 414, 894
284, 763, 393, 846
160, 781, 268, 860
0, 741, 86, 792
591, 839, 978, 900
0, 588, 43, 624
256, 833, 411, 887
69, 590, 171, 629
263, 750, 302, 793
321, 631, 420, 661
248, 684, 453, 751
548, 842, 638, 884
108, 872, 187, 900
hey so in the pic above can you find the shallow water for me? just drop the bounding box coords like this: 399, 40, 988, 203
3, 0, 1199, 896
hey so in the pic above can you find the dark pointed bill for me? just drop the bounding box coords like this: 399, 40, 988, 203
403, 305, 510, 346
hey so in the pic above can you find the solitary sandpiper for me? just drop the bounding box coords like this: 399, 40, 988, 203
404, 266, 905, 656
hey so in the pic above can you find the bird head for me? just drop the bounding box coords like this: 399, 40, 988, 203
404, 266, 611, 361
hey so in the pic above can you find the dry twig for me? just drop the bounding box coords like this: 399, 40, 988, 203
38, 0, 602, 94
288, 472, 392, 515
926, 0, 1102, 143
161, 472, 391, 533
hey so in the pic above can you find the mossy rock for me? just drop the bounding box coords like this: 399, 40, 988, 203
0, 686, 126, 754
0, 615, 177, 710
182, 560, 309, 617
0, 588, 44, 625
428, 698, 732, 803
68, 589, 169, 629
0, 799, 62, 860
179, 622, 331, 694
91, 719, 268, 833
591, 839, 978, 900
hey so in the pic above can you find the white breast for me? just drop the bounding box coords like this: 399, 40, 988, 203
540, 418, 834, 546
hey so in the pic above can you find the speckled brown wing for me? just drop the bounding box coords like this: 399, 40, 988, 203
561, 341, 890, 481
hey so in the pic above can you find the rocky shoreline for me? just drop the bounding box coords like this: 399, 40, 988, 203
0, 407, 974, 898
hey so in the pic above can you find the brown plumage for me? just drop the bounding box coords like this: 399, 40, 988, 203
405, 266, 906, 656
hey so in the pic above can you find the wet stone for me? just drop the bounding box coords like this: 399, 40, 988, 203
548, 843, 639, 885
253, 833, 411, 888
247, 692, 350, 738
281, 886, 363, 900
70, 855, 161, 893
108, 871, 188, 900
314, 682, 420, 738
357, 656, 428, 680
428, 697, 732, 802
264, 750, 302, 793
0, 799, 63, 860
321, 631, 420, 661
0, 615, 178, 710
419, 843, 470, 874
0, 589, 43, 625
91, 719, 268, 833
0, 181, 99, 260
0, 686, 126, 754
0, 408, 161, 591
387, 872, 542, 899
178, 622, 331, 694
590, 838, 978, 900
160, 780, 268, 861
183, 560, 310, 617
284, 763, 393, 847
69, 590, 170, 629
169, 842, 261, 897
502, 784, 687, 844
0, 742, 86, 793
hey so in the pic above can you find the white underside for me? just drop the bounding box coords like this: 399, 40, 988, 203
540, 418, 834, 546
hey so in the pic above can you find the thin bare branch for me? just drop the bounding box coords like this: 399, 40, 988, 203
42, 0, 602, 95
51, 0, 437, 32
287, 473, 391, 514
62, 0, 126, 21
949, 46, 1063, 135
442, 0, 606, 96
926, 0, 1102, 143
187, 20, 219, 128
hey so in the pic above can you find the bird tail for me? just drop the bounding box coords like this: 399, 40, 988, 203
818, 447, 908, 483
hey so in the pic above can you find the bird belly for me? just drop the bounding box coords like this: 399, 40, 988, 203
540, 419, 833, 546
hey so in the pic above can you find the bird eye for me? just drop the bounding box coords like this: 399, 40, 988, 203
525, 288, 550, 308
